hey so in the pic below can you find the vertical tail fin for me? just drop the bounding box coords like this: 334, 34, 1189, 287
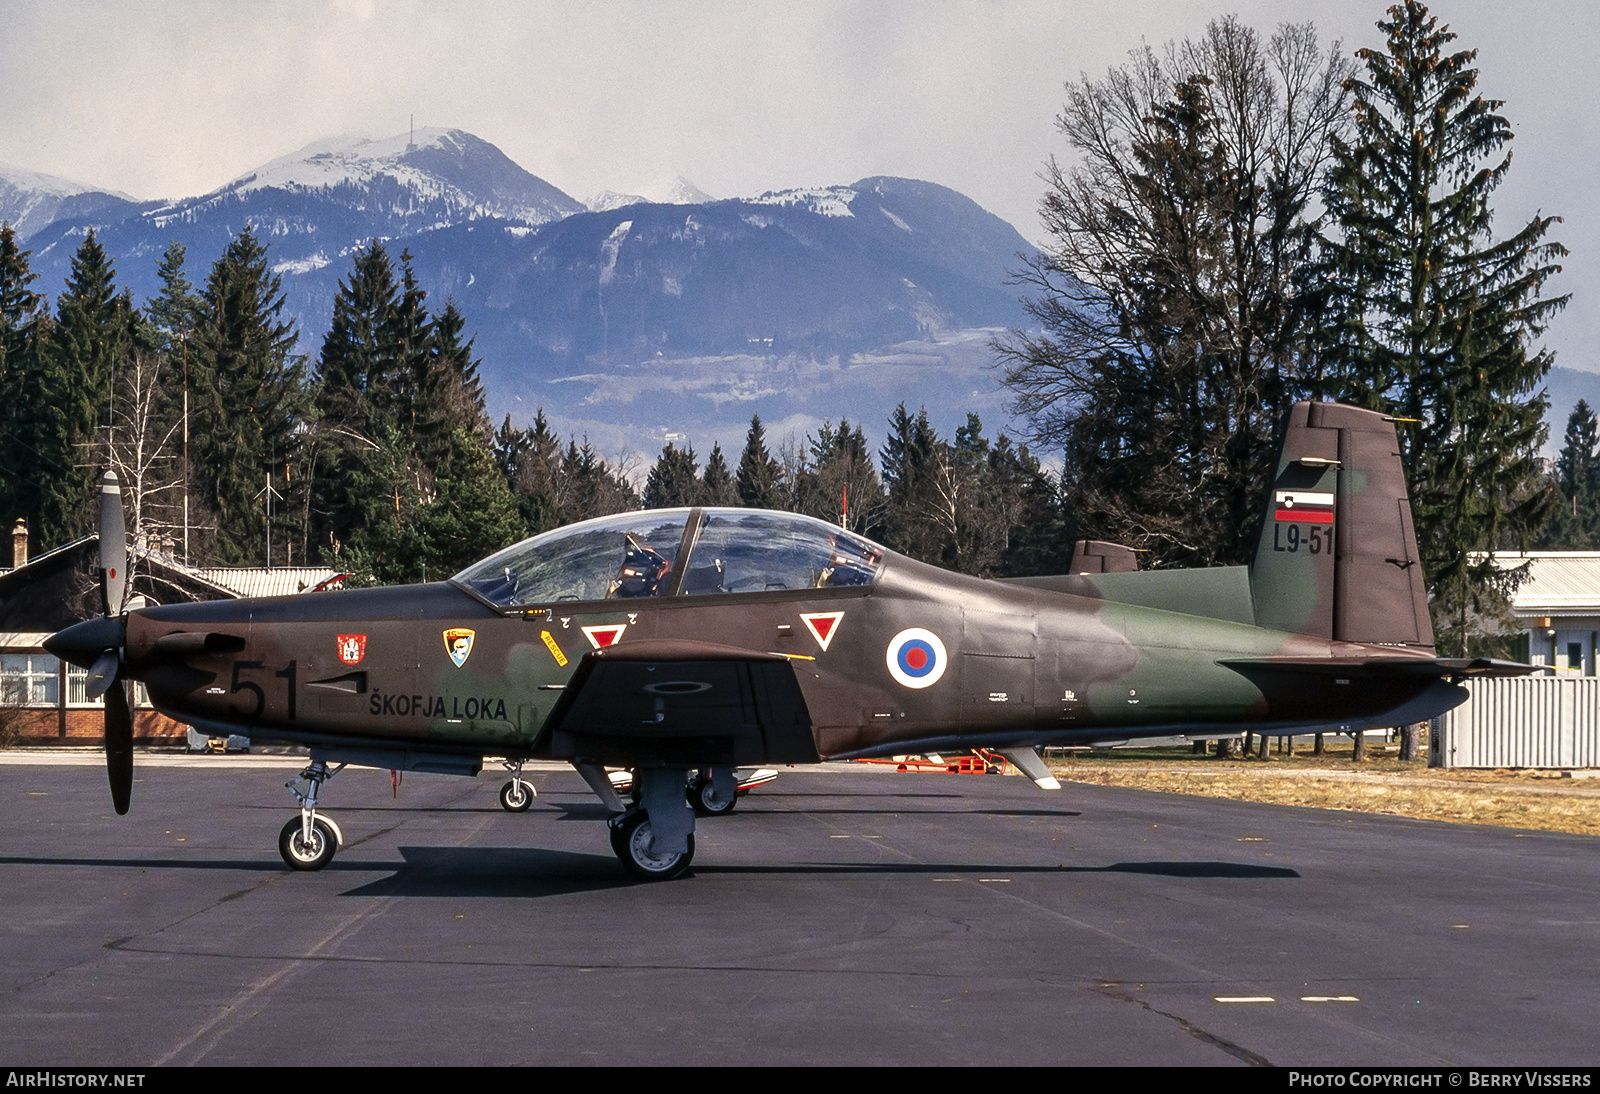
1250, 401, 1434, 650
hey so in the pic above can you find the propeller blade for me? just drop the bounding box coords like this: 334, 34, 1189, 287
85, 650, 120, 700
104, 679, 133, 816
98, 470, 127, 616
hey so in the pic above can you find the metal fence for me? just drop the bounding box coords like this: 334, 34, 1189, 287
1433, 676, 1600, 769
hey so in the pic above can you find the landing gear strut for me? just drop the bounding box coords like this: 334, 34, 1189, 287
608, 767, 696, 881
279, 760, 345, 871
498, 759, 536, 812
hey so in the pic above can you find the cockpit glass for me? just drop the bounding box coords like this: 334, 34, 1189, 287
680, 510, 882, 595
453, 511, 689, 606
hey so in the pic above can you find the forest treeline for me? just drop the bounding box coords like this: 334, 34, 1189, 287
0, 226, 1073, 585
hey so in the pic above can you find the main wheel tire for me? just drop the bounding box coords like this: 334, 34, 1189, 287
499, 779, 535, 812
687, 775, 736, 817
611, 810, 694, 881
278, 816, 337, 871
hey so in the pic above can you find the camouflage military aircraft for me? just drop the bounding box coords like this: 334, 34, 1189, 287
45, 402, 1522, 880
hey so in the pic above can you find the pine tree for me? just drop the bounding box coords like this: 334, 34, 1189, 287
425, 300, 489, 438
496, 408, 566, 532
735, 414, 783, 509
316, 240, 402, 441
311, 241, 406, 559
989, 434, 1073, 576
879, 404, 941, 560
563, 437, 639, 521
1317, 1, 1567, 652
701, 443, 739, 506
1542, 401, 1600, 548
139, 241, 204, 554
191, 226, 308, 564
642, 443, 700, 508
0, 224, 48, 534
36, 231, 136, 546
797, 420, 881, 534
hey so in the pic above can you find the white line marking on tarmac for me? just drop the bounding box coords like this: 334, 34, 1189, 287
1301, 996, 1361, 1003
1214, 996, 1276, 1004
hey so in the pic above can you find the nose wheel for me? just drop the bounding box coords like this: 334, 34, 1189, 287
498, 760, 536, 812
500, 779, 535, 812
279, 816, 338, 871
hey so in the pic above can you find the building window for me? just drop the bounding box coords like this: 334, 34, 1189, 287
66, 666, 149, 708
1, 653, 60, 706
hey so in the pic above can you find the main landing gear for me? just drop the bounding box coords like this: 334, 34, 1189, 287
279, 760, 346, 871
498, 759, 536, 812
688, 766, 739, 817
608, 767, 697, 881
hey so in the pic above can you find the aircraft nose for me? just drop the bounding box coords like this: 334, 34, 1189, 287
44, 616, 126, 668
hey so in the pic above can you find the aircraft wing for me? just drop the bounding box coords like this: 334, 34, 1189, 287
533, 639, 821, 767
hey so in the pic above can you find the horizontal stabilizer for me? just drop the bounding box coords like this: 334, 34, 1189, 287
1219, 656, 1535, 682
1004, 566, 1255, 625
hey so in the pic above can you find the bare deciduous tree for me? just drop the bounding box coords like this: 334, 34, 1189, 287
995, 17, 1351, 567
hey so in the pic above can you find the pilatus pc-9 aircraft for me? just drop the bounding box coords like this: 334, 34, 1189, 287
46, 402, 1521, 880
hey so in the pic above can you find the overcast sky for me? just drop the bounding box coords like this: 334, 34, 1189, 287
4, 0, 1597, 370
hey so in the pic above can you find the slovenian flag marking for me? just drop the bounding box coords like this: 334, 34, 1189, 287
1274, 490, 1334, 524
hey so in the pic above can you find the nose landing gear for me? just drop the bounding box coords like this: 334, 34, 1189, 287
498, 759, 536, 812
279, 760, 345, 871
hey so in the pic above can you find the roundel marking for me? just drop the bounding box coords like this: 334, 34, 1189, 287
886, 628, 947, 689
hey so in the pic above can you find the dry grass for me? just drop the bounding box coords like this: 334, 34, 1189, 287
1046, 749, 1600, 837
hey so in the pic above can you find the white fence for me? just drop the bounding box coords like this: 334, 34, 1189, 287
1432, 676, 1600, 770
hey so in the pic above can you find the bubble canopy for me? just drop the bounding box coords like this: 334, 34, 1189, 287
453, 508, 884, 608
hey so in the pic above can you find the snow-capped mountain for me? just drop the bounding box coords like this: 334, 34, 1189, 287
11, 131, 1036, 455
22, 127, 586, 335
0, 165, 139, 239
588, 175, 717, 212
199, 128, 584, 229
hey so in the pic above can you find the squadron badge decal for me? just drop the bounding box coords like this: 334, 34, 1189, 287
443, 628, 476, 668
336, 634, 367, 666
886, 628, 947, 689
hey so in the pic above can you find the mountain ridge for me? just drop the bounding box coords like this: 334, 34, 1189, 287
8, 128, 1035, 456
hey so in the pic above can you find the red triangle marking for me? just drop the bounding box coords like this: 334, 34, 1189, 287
582, 623, 627, 650
800, 612, 844, 652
